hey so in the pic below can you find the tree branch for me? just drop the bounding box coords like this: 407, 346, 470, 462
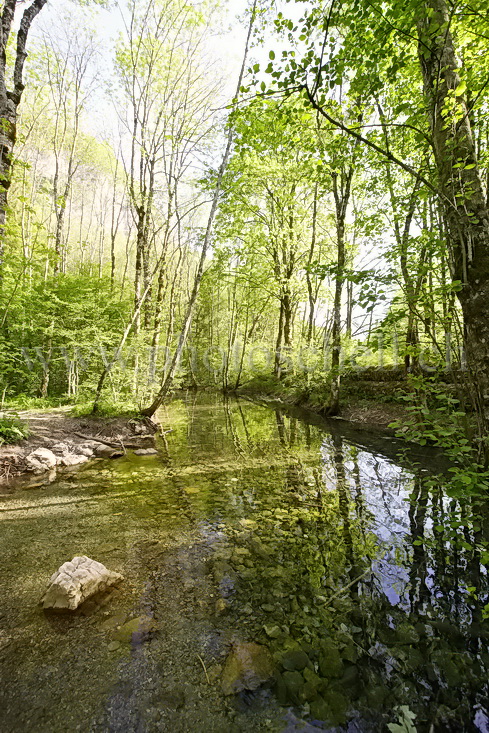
13, 0, 48, 101
302, 83, 442, 199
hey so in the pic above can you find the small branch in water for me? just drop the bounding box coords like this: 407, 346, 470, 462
73, 432, 143, 451
320, 568, 371, 608
73, 432, 123, 448
197, 654, 210, 684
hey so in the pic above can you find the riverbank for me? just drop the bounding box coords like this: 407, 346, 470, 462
0, 408, 159, 487
0, 371, 448, 487
235, 372, 410, 434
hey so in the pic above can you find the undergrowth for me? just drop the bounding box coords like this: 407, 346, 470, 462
0, 414, 30, 445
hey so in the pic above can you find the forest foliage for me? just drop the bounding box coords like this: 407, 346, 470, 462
1, 0, 489, 463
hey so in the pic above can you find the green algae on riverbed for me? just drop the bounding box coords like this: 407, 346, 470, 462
0, 394, 488, 732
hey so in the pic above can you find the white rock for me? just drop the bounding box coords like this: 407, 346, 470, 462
42, 556, 123, 610
77, 444, 95, 457
133, 448, 158, 455
59, 453, 89, 467
26, 447, 58, 472
94, 443, 118, 457
51, 442, 71, 455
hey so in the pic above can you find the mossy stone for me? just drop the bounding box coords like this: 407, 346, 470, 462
303, 666, 322, 691
340, 640, 358, 663
364, 684, 387, 708
301, 680, 318, 702
309, 695, 332, 722
340, 663, 359, 687
402, 647, 424, 673
221, 641, 274, 695
318, 640, 343, 678
274, 673, 288, 705
395, 623, 420, 645
113, 616, 157, 643
281, 649, 310, 671
282, 670, 304, 704
323, 689, 348, 725
443, 658, 462, 687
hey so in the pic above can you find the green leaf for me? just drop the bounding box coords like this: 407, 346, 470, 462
454, 81, 466, 96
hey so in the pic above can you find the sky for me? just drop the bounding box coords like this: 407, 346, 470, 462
32, 0, 259, 140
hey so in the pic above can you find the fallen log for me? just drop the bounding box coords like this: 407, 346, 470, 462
73, 432, 154, 450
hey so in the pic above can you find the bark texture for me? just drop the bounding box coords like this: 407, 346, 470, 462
418, 0, 489, 423
0, 0, 47, 271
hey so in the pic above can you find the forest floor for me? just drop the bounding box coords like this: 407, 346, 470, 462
0, 408, 158, 487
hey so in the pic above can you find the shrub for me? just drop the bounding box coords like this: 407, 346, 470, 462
0, 414, 30, 445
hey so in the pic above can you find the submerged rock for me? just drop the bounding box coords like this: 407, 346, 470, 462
215, 598, 228, 614
282, 670, 304, 703
77, 444, 95, 457
42, 556, 123, 610
318, 639, 343, 678
51, 442, 71, 456
157, 685, 186, 710
93, 444, 119, 457
281, 648, 311, 671
133, 448, 158, 456
221, 641, 274, 695
113, 615, 158, 644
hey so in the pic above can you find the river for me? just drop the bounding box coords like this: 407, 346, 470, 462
0, 394, 488, 732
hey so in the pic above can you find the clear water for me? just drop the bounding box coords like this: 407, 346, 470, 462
0, 394, 488, 732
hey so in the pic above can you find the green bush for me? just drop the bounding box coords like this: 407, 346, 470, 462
0, 414, 30, 445
1, 395, 63, 410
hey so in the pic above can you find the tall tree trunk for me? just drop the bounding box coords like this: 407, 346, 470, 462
110, 159, 122, 289
274, 299, 285, 379
418, 0, 489, 435
377, 102, 424, 371
306, 184, 318, 344
149, 258, 169, 388
326, 168, 353, 415
0, 0, 48, 276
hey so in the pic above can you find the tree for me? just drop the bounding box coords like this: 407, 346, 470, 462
141, 0, 258, 417
0, 0, 48, 274
263, 0, 489, 444
417, 0, 489, 429
41, 19, 99, 274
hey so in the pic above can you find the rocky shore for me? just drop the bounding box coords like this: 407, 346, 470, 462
0, 409, 159, 487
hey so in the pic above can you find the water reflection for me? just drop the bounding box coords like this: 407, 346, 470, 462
0, 394, 488, 733
195, 397, 489, 731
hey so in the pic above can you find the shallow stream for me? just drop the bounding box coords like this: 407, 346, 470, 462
0, 395, 488, 732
